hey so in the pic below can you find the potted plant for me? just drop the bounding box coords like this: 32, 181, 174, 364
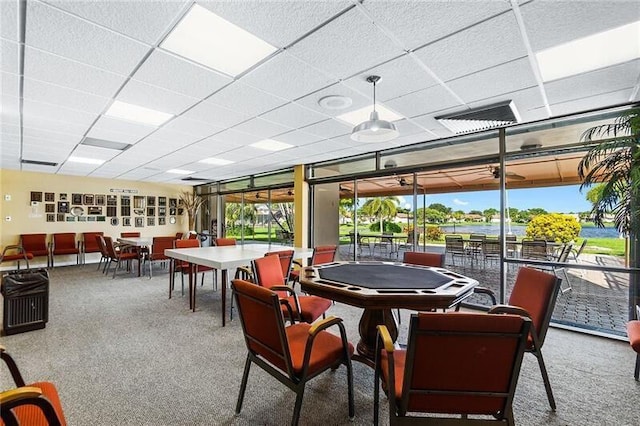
178, 190, 205, 232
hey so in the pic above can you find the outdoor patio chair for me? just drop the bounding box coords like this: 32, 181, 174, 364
506, 234, 518, 258
50, 233, 80, 267
374, 312, 531, 425
570, 239, 588, 262
482, 238, 501, 268
214, 237, 236, 246
625, 305, 640, 380
0, 345, 67, 426
231, 278, 354, 425
373, 233, 394, 258
532, 243, 573, 294
520, 239, 548, 261
444, 235, 467, 267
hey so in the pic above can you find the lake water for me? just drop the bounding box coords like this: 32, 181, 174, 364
435, 224, 621, 239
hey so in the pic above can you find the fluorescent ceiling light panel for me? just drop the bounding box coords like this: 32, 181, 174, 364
81, 137, 131, 151
67, 156, 105, 165
250, 139, 293, 151
104, 100, 173, 126
337, 104, 403, 127
199, 157, 235, 165
161, 4, 277, 77
536, 20, 640, 82
167, 169, 194, 175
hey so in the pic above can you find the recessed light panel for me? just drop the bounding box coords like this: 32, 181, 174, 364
67, 156, 105, 165
337, 104, 403, 127
167, 169, 194, 175
199, 157, 235, 165
250, 139, 293, 151
536, 20, 640, 82
105, 100, 173, 126
81, 137, 131, 151
161, 4, 277, 77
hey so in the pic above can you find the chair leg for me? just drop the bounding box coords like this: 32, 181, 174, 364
634, 353, 639, 380
534, 350, 556, 410
291, 384, 305, 426
345, 359, 354, 420
235, 354, 252, 415
373, 359, 380, 426
560, 269, 572, 293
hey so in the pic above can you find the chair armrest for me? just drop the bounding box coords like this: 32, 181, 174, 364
234, 265, 254, 281
292, 260, 303, 268
279, 300, 296, 325
0, 347, 26, 387
0, 386, 43, 405
308, 316, 343, 337
271, 286, 302, 321
488, 304, 531, 319
473, 286, 497, 305
377, 325, 395, 353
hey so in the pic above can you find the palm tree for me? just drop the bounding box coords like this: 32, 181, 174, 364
362, 196, 400, 232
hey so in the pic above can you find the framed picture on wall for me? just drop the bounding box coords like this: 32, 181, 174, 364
78, 216, 87, 222
45, 203, 55, 213
110, 217, 119, 226
123, 217, 131, 227
133, 196, 145, 209
59, 193, 68, 201
121, 206, 131, 216
87, 216, 96, 222
46, 214, 55, 222
30, 192, 42, 202
147, 196, 155, 206
44, 192, 55, 202
158, 197, 167, 206
158, 217, 166, 225
121, 195, 131, 206
106, 206, 117, 217
57, 201, 69, 213
97, 216, 106, 222
88, 206, 102, 215
146, 207, 155, 216
169, 208, 176, 216
95, 194, 105, 205
83, 194, 94, 205
57, 213, 65, 221
72, 193, 83, 205
135, 217, 144, 227
147, 217, 155, 226
106, 195, 117, 206
66, 216, 75, 222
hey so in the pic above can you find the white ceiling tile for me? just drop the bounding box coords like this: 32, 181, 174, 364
142, 127, 201, 146
521, 0, 640, 51
1, 41, 19, 74
207, 82, 287, 117
241, 52, 336, 101
296, 82, 371, 117
180, 100, 250, 128
305, 137, 354, 153
162, 117, 224, 139
23, 78, 110, 114
133, 50, 232, 99
361, 0, 511, 50
190, 136, 246, 156
22, 142, 72, 158
288, 9, 405, 79
24, 47, 126, 97
385, 84, 463, 118
26, 1, 150, 75
413, 11, 527, 82
392, 131, 439, 147
447, 58, 538, 103
301, 118, 352, 139
551, 88, 635, 117
209, 128, 262, 147
1, 90, 20, 117
58, 162, 100, 175
22, 125, 84, 144
71, 144, 120, 161
88, 116, 156, 144
23, 99, 98, 128
545, 60, 640, 105
197, 0, 351, 48
232, 117, 292, 138
259, 102, 328, 129
393, 119, 426, 137
117, 80, 199, 115
0, 0, 18, 40
45, 0, 189, 44
269, 130, 323, 147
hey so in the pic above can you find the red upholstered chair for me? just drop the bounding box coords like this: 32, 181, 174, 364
626, 305, 640, 380
95, 235, 110, 273
120, 232, 140, 238
253, 254, 331, 324
290, 245, 337, 288
231, 279, 354, 425
214, 237, 236, 246
146, 236, 175, 278
170, 239, 213, 311
402, 251, 445, 267
81, 232, 103, 264
50, 233, 79, 267
20, 234, 49, 267
102, 236, 141, 279
0, 245, 33, 270
374, 312, 530, 425
486, 267, 562, 410
175, 232, 184, 240
0, 345, 67, 426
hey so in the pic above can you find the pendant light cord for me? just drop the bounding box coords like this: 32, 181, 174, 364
372, 79, 377, 113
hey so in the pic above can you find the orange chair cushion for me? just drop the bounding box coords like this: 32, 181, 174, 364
83, 233, 103, 253
627, 320, 640, 353
1, 381, 67, 426
20, 234, 48, 257
286, 323, 353, 376
281, 296, 332, 323
403, 252, 444, 267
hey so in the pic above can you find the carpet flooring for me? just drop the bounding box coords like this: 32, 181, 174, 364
1, 264, 639, 425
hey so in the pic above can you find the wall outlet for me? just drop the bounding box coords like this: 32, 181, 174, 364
4, 194, 10, 201
5, 216, 11, 222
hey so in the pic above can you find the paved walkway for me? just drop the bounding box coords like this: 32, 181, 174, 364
338, 244, 630, 337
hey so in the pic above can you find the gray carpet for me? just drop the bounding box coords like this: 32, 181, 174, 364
1, 264, 639, 425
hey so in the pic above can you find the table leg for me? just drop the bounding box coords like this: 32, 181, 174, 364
221, 269, 227, 327
188, 263, 194, 311
355, 308, 398, 366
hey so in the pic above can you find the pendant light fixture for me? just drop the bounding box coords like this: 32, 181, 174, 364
350, 75, 399, 142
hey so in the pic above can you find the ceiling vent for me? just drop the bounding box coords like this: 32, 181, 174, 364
81, 137, 131, 151
436, 101, 520, 134
181, 177, 210, 182
21, 159, 58, 167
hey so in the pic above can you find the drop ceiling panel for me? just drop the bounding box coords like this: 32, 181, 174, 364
86, 126, 149, 145
207, 82, 287, 117
0, 1, 17, 40
45, 0, 189, 44
209, 128, 263, 147
26, 1, 150, 75
260, 102, 327, 130
287, 9, 405, 80
385, 84, 463, 118
1, 41, 19, 74
21, 163, 62, 173
162, 117, 224, 139
269, 130, 323, 147
197, 0, 352, 48
232, 117, 292, 139
550, 88, 635, 117
22, 126, 83, 144
22, 143, 71, 159
132, 50, 232, 99
447, 58, 537, 103
58, 162, 101, 175
241, 52, 336, 101
23, 78, 110, 114
90, 116, 157, 143
23, 99, 98, 128
71, 144, 120, 161
545, 60, 640, 105
360, 0, 511, 50
24, 47, 125, 97
190, 136, 246, 156
140, 128, 200, 147
521, 0, 640, 51
295, 83, 371, 117
117, 80, 199, 115
413, 11, 527, 82
180, 100, 250, 128
1, 78, 20, 106
301, 118, 352, 139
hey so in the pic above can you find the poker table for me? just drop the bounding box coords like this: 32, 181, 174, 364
299, 261, 478, 363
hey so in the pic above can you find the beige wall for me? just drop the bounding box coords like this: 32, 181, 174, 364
312, 182, 340, 254
0, 169, 191, 268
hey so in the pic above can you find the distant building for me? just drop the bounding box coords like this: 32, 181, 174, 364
464, 213, 484, 222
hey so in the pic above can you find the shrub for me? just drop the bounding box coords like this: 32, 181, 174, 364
525, 214, 581, 243
369, 221, 402, 233
425, 226, 444, 241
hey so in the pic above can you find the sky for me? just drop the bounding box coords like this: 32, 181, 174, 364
398, 184, 592, 213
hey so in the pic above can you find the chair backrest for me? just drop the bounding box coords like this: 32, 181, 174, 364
252, 254, 285, 290
175, 232, 184, 240
265, 250, 294, 282
574, 239, 588, 259
20, 234, 48, 252
444, 235, 464, 252
215, 238, 236, 246
187, 232, 198, 239
102, 236, 118, 259
521, 239, 547, 259
151, 237, 175, 259
52, 233, 76, 250
231, 279, 292, 375
402, 252, 444, 267
469, 233, 486, 241
555, 243, 573, 263
483, 239, 501, 256
96, 235, 108, 257
508, 267, 561, 347
120, 232, 140, 238
397, 312, 530, 419
311, 245, 337, 265
174, 239, 200, 249
83, 232, 103, 253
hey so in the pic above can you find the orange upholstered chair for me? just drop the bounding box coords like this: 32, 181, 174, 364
374, 312, 530, 425
95, 235, 110, 273
120, 232, 140, 238
0, 345, 67, 426
290, 245, 337, 288
170, 239, 213, 311
214, 237, 236, 246
402, 251, 445, 267
626, 305, 640, 380
81, 232, 103, 264
487, 267, 561, 410
231, 279, 354, 425
50, 233, 79, 267
102, 236, 141, 279
253, 254, 331, 324
146, 236, 175, 278
20, 234, 49, 267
